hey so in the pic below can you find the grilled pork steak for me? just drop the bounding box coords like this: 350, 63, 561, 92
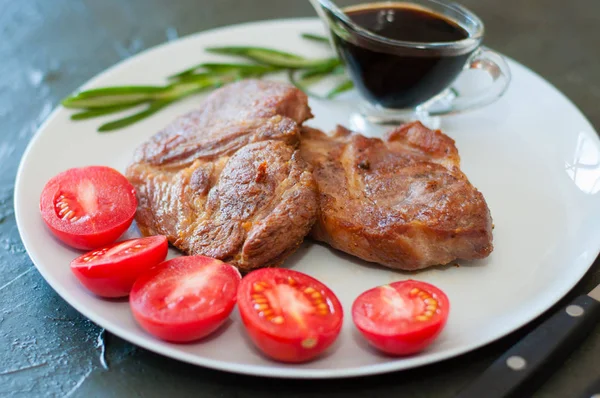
126, 80, 318, 271
300, 122, 493, 270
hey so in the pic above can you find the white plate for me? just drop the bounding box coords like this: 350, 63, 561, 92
14, 18, 600, 378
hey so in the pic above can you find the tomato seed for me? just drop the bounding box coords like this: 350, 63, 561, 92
253, 283, 265, 292
253, 298, 268, 304
262, 309, 273, 317
301, 337, 317, 349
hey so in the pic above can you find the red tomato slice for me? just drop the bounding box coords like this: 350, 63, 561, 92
129, 256, 241, 343
352, 280, 450, 356
39, 166, 137, 250
237, 268, 343, 363
70, 235, 168, 298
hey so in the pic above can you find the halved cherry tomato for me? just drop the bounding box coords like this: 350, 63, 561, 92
70, 235, 168, 298
237, 268, 343, 363
40, 166, 137, 250
130, 256, 241, 343
352, 280, 450, 356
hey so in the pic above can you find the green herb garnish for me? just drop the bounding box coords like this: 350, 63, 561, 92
63, 33, 353, 132
300, 33, 330, 43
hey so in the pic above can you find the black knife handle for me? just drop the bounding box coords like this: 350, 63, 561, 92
455, 295, 600, 398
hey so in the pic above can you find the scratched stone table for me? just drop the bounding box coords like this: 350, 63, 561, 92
1, 0, 599, 397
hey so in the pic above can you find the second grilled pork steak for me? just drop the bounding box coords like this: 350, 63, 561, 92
300, 122, 493, 271
127, 80, 318, 271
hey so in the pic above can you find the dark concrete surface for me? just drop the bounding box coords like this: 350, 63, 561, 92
1, 0, 598, 397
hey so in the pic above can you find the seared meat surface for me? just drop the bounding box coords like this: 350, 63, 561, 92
300, 122, 493, 270
127, 78, 492, 272
127, 80, 318, 271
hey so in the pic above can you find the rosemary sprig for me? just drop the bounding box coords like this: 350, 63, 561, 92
63, 32, 353, 132
98, 81, 213, 131
71, 103, 146, 120
326, 79, 354, 99
205, 46, 339, 69
98, 100, 173, 132
300, 33, 330, 43
169, 63, 279, 80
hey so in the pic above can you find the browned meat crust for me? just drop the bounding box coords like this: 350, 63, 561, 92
126, 80, 318, 271
300, 121, 493, 270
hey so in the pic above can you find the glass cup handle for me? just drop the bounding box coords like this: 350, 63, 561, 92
424, 47, 512, 116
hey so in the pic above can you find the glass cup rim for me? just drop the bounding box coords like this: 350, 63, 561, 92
317, 0, 485, 51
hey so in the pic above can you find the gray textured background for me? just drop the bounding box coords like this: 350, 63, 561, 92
1, 0, 598, 397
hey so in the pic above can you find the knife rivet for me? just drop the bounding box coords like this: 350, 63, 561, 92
506, 356, 526, 371
566, 305, 584, 317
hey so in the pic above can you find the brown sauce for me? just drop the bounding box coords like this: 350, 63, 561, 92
332, 3, 473, 108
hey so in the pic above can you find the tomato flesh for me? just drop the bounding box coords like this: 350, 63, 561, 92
70, 235, 168, 298
352, 280, 450, 356
237, 268, 343, 363
40, 166, 137, 250
130, 256, 241, 343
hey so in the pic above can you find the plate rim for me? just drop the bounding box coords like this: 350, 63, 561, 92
14, 17, 600, 378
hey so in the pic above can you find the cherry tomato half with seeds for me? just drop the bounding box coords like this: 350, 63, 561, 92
130, 256, 241, 343
39, 166, 137, 250
70, 235, 168, 298
237, 268, 343, 363
352, 280, 450, 356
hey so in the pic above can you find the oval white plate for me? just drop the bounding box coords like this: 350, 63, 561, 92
15, 18, 600, 378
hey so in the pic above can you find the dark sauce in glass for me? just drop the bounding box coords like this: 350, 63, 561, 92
332, 4, 472, 109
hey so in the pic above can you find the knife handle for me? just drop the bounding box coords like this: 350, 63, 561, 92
455, 295, 600, 398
